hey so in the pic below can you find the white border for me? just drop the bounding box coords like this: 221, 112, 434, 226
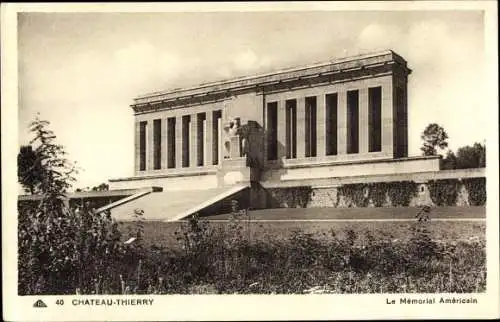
2, 2, 499, 321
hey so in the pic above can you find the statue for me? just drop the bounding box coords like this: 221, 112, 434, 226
228, 117, 241, 136
223, 116, 252, 159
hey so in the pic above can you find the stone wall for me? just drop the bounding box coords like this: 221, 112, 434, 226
266, 178, 486, 208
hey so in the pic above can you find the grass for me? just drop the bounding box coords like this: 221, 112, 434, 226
118, 207, 486, 250
207, 206, 486, 220
21, 205, 486, 295
116, 210, 486, 294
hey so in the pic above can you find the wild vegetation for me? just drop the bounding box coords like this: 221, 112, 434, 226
20, 204, 486, 295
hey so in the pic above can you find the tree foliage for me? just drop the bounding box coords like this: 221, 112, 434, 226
420, 123, 449, 156
76, 183, 109, 193
27, 115, 78, 203
18, 145, 44, 194
440, 150, 457, 170
92, 183, 109, 191
17, 116, 138, 295
440, 142, 486, 170
456, 142, 486, 169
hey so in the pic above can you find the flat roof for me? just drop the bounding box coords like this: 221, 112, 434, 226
18, 187, 162, 201
132, 49, 410, 107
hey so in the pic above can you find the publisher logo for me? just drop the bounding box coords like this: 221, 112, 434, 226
33, 299, 47, 308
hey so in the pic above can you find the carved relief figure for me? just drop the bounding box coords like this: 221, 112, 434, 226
222, 116, 250, 159
223, 116, 238, 159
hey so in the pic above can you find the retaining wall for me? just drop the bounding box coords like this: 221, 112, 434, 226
266, 177, 486, 208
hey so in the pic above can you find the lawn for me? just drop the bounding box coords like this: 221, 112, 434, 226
113, 206, 486, 294
119, 206, 486, 250
207, 206, 486, 220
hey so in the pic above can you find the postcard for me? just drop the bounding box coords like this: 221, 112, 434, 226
2, 1, 499, 321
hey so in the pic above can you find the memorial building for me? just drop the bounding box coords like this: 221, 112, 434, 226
107, 50, 444, 220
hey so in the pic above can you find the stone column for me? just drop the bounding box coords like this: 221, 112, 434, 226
359, 88, 369, 154
190, 113, 198, 167
296, 97, 306, 158
175, 116, 183, 169
277, 100, 287, 161
147, 120, 154, 171
161, 118, 167, 169
316, 94, 326, 157
134, 121, 140, 173
217, 117, 223, 165
337, 91, 347, 154
381, 81, 394, 156
204, 111, 213, 166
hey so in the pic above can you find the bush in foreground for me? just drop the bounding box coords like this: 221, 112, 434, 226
19, 207, 486, 295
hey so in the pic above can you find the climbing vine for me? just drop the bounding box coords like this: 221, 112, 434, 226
428, 179, 459, 206
267, 186, 313, 208
387, 181, 418, 207
268, 179, 484, 208
367, 183, 389, 207
338, 184, 368, 207
338, 181, 417, 207
463, 178, 486, 206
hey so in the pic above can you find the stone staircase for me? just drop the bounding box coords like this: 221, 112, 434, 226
107, 184, 249, 221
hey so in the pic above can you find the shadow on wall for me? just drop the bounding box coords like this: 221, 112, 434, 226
196, 188, 251, 218
236, 119, 300, 209
258, 123, 299, 208
243, 121, 265, 170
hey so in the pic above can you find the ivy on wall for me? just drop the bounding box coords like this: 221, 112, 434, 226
338, 184, 367, 207
368, 183, 390, 207
463, 177, 486, 206
267, 178, 485, 208
427, 179, 459, 206
387, 181, 418, 207
267, 186, 313, 208
339, 181, 417, 207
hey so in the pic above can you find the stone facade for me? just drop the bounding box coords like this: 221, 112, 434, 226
109, 50, 461, 210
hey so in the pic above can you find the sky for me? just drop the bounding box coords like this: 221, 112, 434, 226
17, 9, 489, 189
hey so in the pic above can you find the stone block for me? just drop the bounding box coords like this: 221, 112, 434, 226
309, 187, 338, 208
229, 136, 241, 159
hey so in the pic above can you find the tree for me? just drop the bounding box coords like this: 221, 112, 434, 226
440, 150, 457, 170
28, 115, 78, 204
456, 142, 486, 169
420, 123, 449, 156
17, 115, 124, 295
18, 145, 44, 194
92, 183, 109, 191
